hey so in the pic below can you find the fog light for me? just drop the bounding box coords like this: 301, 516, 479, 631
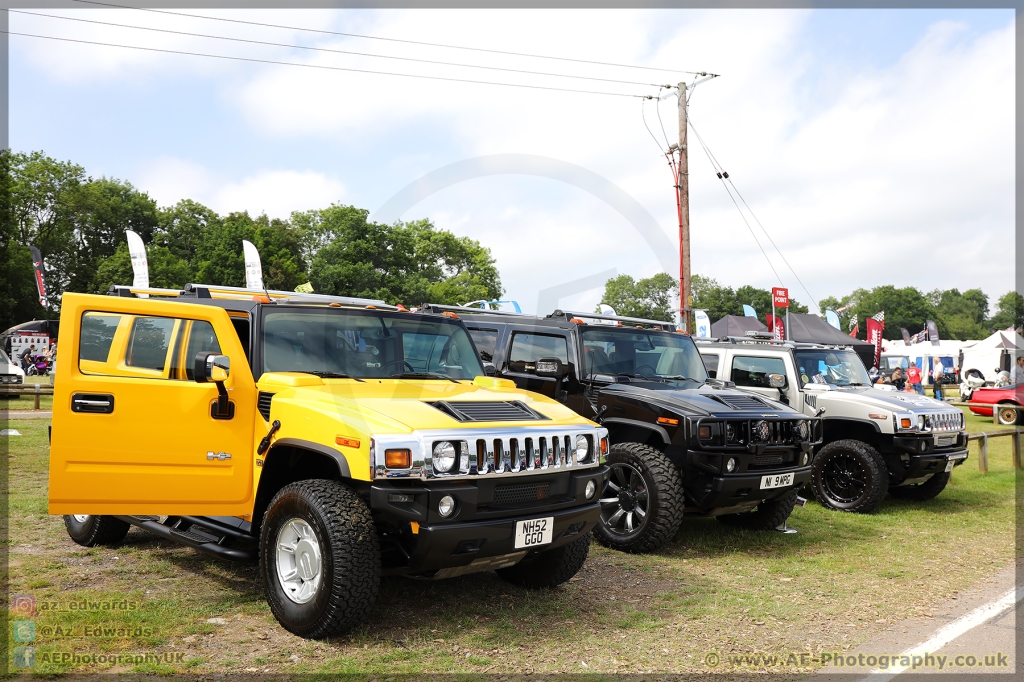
585, 480, 596, 499
801, 452, 809, 466
726, 457, 737, 473
438, 495, 456, 518
575, 435, 589, 463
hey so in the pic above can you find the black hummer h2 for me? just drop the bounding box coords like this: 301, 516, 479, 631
427, 305, 822, 553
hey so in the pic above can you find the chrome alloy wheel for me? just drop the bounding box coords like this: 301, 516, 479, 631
599, 462, 649, 537
275, 518, 323, 605
72, 515, 90, 523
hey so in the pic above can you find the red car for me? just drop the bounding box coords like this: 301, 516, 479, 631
968, 384, 1024, 425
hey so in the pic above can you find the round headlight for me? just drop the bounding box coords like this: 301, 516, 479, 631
797, 420, 810, 441
432, 442, 457, 473
575, 435, 589, 463
726, 457, 737, 473
585, 480, 596, 499
438, 495, 456, 518
726, 422, 737, 442
752, 420, 771, 443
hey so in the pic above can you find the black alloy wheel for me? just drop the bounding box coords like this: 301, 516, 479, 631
811, 439, 888, 513
601, 462, 650, 539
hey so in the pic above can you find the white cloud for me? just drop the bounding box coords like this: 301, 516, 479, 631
14, 8, 1015, 314
136, 158, 345, 219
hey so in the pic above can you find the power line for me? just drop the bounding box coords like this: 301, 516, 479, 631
687, 117, 785, 289
5, 30, 647, 99
69, 0, 712, 77
687, 117, 820, 312
12, 9, 666, 89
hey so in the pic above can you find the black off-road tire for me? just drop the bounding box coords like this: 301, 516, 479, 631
260, 479, 380, 639
63, 515, 131, 546
593, 442, 684, 553
717, 489, 800, 530
496, 534, 590, 588
888, 472, 950, 501
812, 439, 889, 513
996, 403, 1021, 426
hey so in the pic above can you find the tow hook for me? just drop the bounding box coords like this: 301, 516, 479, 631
257, 419, 281, 455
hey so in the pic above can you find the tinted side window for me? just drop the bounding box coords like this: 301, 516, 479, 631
701, 353, 720, 374
467, 328, 499, 362
80, 313, 122, 362
731, 355, 787, 388
508, 332, 569, 372
125, 317, 177, 372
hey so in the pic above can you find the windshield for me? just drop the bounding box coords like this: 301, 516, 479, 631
262, 309, 484, 380
794, 349, 871, 387
0, 348, 10, 364
580, 328, 707, 382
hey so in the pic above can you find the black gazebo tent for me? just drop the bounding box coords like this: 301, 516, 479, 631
784, 313, 875, 368
710, 315, 768, 338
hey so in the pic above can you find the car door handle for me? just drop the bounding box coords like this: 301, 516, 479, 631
71, 393, 114, 414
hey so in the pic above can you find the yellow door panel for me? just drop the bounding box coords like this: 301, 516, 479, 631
49, 293, 257, 516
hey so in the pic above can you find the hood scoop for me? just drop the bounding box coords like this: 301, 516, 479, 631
708, 393, 770, 410
428, 400, 549, 422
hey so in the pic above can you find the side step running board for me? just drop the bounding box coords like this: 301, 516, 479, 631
116, 515, 259, 564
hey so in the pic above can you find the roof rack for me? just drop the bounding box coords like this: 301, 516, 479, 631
546, 310, 676, 331
108, 284, 398, 310
420, 303, 526, 317
694, 335, 856, 351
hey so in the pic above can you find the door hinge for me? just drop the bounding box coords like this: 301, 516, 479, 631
207, 451, 232, 461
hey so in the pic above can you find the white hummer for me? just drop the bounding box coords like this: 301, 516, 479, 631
696, 334, 968, 513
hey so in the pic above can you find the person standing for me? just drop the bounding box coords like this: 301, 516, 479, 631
1010, 355, 1024, 386
932, 360, 945, 400
18, 344, 34, 373
907, 362, 924, 395
891, 368, 907, 391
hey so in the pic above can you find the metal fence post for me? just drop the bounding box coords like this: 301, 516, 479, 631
978, 434, 988, 474
1013, 430, 1022, 470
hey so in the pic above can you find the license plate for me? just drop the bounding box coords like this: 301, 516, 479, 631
760, 473, 794, 489
514, 517, 553, 549
945, 459, 955, 473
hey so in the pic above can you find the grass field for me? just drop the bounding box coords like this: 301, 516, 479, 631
3, 407, 1016, 675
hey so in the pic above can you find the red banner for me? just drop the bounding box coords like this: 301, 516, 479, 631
766, 314, 785, 341
866, 317, 884, 368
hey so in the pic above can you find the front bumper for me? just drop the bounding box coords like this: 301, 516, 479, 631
394, 502, 600, 576
684, 465, 812, 511
892, 433, 969, 479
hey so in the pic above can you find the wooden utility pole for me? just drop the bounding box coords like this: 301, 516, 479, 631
677, 81, 691, 333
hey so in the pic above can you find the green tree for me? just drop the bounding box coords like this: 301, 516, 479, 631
93, 242, 191, 293
846, 286, 936, 340
929, 288, 989, 340
598, 272, 677, 321
988, 291, 1024, 331
195, 211, 257, 287
305, 207, 501, 305
155, 199, 222, 270
690, 274, 740, 321
735, 284, 809, 317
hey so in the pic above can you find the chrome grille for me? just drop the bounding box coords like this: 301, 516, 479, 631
926, 411, 963, 433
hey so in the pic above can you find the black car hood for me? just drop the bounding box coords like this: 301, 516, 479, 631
598, 381, 800, 418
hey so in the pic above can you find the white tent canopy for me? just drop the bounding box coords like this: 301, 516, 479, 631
959, 330, 1024, 380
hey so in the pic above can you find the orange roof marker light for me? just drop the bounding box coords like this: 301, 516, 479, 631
329, 302, 341, 307
443, 311, 459, 320
252, 295, 272, 304
365, 305, 377, 309
570, 318, 586, 325
396, 304, 408, 312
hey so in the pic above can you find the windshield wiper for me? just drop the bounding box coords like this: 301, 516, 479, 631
617, 372, 663, 382
304, 371, 364, 382
662, 375, 703, 383
391, 372, 460, 383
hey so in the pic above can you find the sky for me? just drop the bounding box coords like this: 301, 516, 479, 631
9, 7, 1016, 317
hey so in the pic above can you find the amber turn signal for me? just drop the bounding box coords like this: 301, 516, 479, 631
698, 425, 711, 439
658, 416, 680, 426
600, 437, 609, 455
901, 418, 913, 429
385, 448, 412, 469
335, 436, 361, 449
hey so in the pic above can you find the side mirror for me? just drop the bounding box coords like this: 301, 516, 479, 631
195, 352, 232, 419
534, 357, 565, 378
767, 373, 787, 389
483, 362, 496, 376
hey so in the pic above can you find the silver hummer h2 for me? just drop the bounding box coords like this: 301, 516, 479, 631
696, 333, 968, 513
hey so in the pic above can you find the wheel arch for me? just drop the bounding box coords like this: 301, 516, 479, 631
252, 441, 353, 536
820, 417, 883, 450
602, 417, 670, 450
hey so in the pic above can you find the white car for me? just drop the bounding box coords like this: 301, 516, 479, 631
0, 348, 26, 385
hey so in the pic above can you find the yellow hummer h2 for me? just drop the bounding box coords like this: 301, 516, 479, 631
49, 284, 609, 638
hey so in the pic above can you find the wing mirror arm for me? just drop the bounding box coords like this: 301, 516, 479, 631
195, 351, 233, 418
